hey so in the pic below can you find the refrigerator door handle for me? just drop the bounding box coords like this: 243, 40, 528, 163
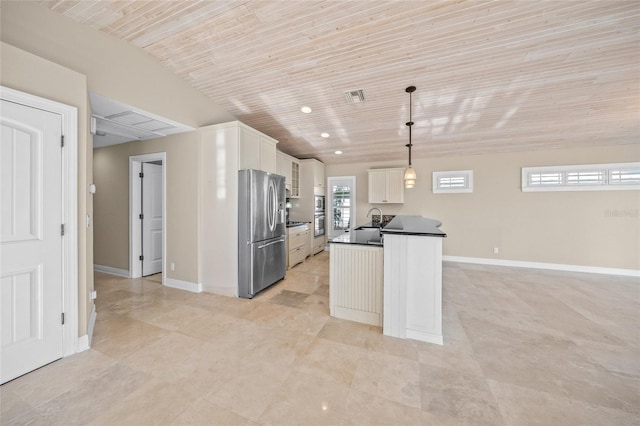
267, 180, 277, 232
258, 237, 286, 249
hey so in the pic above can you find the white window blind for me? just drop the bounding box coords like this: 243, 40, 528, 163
522, 162, 640, 192
433, 170, 473, 193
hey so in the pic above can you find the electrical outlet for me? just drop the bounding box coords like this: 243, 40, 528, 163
493, 247, 500, 254
170, 262, 175, 271
90, 290, 97, 300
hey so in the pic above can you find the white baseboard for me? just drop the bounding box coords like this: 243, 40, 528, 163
443, 256, 640, 278
77, 335, 90, 352
76, 304, 96, 353
165, 277, 203, 293
94, 264, 130, 278
406, 329, 444, 346
87, 304, 97, 347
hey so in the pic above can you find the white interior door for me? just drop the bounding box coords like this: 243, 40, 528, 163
328, 176, 356, 240
1, 99, 63, 384
142, 162, 163, 276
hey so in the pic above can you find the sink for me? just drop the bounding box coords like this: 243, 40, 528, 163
353, 226, 383, 245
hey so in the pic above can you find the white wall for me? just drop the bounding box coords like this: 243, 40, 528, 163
326, 144, 640, 271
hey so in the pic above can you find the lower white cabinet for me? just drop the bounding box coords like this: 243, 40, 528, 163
329, 243, 383, 326
312, 235, 326, 255
287, 224, 310, 268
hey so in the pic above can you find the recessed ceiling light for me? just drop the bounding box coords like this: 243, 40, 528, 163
334, 150, 343, 155
301, 106, 312, 114
321, 132, 330, 138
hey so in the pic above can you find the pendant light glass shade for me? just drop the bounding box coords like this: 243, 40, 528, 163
404, 86, 417, 189
404, 165, 417, 188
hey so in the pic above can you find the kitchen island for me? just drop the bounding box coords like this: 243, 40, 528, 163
329, 215, 446, 345
329, 233, 384, 326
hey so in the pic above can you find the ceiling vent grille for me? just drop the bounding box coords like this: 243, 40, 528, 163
343, 89, 366, 104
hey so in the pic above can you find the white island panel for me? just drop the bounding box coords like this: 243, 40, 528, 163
383, 233, 443, 345
330, 243, 383, 326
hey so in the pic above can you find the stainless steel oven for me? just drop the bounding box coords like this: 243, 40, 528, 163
314, 195, 325, 214
314, 213, 325, 237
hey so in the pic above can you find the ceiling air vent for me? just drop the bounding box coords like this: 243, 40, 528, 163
343, 89, 366, 104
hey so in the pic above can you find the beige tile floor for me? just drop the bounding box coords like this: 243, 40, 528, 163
2, 252, 639, 425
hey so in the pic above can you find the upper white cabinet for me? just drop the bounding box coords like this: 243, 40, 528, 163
276, 151, 300, 197
301, 158, 325, 196
276, 151, 292, 189
237, 124, 277, 173
291, 160, 300, 198
368, 168, 405, 203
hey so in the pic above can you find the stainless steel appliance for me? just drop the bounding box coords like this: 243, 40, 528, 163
238, 169, 287, 298
314, 213, 325, 237
314, 195, 326, 237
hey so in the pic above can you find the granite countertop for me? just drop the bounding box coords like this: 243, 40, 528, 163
286, 221, 310, 228
330, 232, 383, 247
381, 215, 446, 238
329, 215, 446, 246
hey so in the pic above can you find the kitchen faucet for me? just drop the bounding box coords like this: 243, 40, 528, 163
367, 207, 383, 227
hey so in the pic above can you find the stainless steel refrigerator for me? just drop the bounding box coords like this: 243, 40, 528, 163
238, 169, 287, 298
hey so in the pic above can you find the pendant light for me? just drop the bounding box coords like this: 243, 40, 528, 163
404, 86, 417, 189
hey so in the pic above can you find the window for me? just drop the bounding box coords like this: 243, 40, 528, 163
433, 170, 473, 193
522, 162, 640, 192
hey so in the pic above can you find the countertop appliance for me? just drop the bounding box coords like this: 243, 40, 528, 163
238, 169, 286, 298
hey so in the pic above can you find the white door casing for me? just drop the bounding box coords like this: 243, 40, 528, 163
142, 162, 163, 276
0, 99, 63, 384
327, 176, 357, 240
129, 153, 166, 281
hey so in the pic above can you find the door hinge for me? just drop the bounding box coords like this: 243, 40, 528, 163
139, 255, 144, 261
61, 135, 65, 147
61, 313, 65, 325
139, 213, 144, 220
61, 224, 65, 236
139, 172, 144, 178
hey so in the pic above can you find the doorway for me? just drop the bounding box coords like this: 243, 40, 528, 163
327, 176, 356, 240
129, 153, 166, 281
0, 87, 78, 384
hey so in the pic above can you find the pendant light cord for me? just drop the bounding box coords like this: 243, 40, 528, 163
406, 86, 416, 166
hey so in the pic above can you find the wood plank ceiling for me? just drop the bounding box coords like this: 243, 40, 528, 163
42, 0, 639, 164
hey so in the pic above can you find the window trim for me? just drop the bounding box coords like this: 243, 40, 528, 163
521, 162, 640, 192
432, 170, 473, 193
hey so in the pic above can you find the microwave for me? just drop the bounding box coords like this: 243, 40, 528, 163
314, 195, 325, 213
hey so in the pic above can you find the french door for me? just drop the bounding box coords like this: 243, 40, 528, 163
327, 176, 356, 240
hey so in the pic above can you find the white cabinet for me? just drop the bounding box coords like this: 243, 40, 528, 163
238, 125, 277, 173
300, 159, 325, 196
312, 160, 325, 192
238, 127, 260, 170
329, 243, 383, 326
287, 224, 310, 268
276, 151, 293, 190
260, 136, 277, 174
312, 235, 325, 255
290, 160, 300, 198
276, 151, 300, 197
368, 168, 405, 203
292, 158, 325, 223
